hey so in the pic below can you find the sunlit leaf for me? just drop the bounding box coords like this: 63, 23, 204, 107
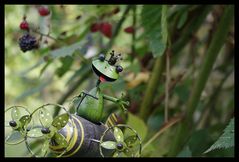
54, 133, 68, 148
52, 113, 69, 130
125, 135, 138, 147
11, 107, 20, 121
114, 127, 124, 142
124, 148, 134, 157
113, 151, 118, 157
126, 112, 147, 141
39, 109, 53, 128
101, 141, 116, 150
41, 140, 49, 157
5, 130, 24, 144
27, 128, 43, 138
19, 115, 31, 127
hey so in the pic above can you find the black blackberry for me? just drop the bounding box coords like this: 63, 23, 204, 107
19, 34, 38, 52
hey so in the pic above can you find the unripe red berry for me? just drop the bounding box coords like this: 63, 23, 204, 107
38, 6, 50, 16
90, 23, 100, 32
124, 26, 134, 33
100, 22, 112, 38
19, 21, 29, 30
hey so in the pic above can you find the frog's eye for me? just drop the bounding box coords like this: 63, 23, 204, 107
98, 54, 105, 61
116, 65, 123, 73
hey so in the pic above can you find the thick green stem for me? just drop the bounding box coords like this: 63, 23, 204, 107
138, 54, 165, 121
168, 5, 234, 156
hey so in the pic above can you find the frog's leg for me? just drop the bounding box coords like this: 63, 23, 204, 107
102, 94, 129, 112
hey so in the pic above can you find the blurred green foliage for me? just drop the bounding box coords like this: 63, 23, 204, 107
5, 5, 234, 157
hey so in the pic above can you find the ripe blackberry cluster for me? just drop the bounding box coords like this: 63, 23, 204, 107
19, 34, 38, 52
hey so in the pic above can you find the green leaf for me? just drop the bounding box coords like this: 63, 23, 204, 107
124, 135, 138, 147
49, 41, 86, 60
54, 133, 68, 148
39, 108, 53, 128
52, 113, 69, 130
141, 5, 168, 57
5, 130, 24, 144
56, 56, 74, 78
126, 112, 147, 141
124, 148, 134, 157
177, 11, 188, 29
177, 146, 192, 157
204, 118, 234, 153
41, 140, 49, 157
11, 107, 21, 121
27, 128, 43, 138
188, 129, 212, 156
101, 141, 116, 150
114, 127, 124, 142
19, 115, 31, 127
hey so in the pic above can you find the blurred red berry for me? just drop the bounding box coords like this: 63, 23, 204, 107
124, 26, 134, 33
90, 23, 100, 32
112, 7, 120, 15
38, 6, 50, 16
19, 21, 29, 30
100, 22, 112, 38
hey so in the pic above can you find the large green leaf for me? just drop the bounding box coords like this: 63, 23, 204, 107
204, 118, 234, 153
49, 41, 86, 60
126, 112, 147, 142
141, 5, 168, 57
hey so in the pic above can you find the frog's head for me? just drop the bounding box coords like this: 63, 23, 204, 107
92, 50, 123, 82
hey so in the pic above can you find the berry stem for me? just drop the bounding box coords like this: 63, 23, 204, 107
32, 30, 58, 41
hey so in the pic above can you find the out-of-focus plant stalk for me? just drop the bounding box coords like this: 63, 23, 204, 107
168, 5, 234, 156
138, 54, 165, 121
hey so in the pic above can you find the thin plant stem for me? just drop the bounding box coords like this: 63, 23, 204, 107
139, 115, 182, 155
165, 48, 170, 123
